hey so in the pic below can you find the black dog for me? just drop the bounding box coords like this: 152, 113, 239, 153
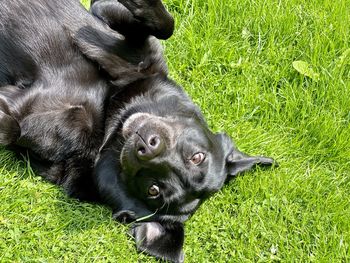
0, 0, 276, 262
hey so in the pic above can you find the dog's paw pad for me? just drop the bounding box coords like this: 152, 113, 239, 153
137, 57, 158, 74
113, 210, 137, 224
137, 61, 148, 72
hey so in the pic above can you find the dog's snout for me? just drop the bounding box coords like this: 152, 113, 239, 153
136, 134, 165, 160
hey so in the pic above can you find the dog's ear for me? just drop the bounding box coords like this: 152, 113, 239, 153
217, 133, 277, 180
131, 221, 185, 263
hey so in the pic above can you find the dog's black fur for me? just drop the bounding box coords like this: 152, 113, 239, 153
0, 0, 276, 262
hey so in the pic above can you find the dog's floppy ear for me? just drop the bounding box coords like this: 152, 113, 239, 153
217, 133, 277, 180
226, 148, 276, 177
131, 221, 185, 263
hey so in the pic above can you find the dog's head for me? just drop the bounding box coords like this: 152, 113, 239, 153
99, 97, 276, 262
120, 111, 274, 217
121, 113, 241, 217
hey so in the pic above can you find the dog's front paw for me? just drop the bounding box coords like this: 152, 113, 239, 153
119, 0, 174, 39
113, 210, 137, 224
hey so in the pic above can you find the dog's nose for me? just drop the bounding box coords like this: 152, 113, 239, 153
136, 134, 165, 160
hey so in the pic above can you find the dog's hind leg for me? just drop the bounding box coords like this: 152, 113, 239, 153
90, 0, 174, 40
0, 97, 20, 146
0, 112, 20, 145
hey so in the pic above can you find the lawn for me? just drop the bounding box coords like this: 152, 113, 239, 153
1, 0, 349, 262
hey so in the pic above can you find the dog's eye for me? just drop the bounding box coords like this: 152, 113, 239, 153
190, 152, 205, 165
148, 185, 160, 197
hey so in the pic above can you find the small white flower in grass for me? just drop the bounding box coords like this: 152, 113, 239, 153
270, 244, 278, 255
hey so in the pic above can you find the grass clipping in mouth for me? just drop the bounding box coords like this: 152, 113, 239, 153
135, 210, 159, 222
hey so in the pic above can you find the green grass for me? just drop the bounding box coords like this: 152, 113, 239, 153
1, 0, 350, 262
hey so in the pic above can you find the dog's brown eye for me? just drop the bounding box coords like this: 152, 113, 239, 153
190, 152, 205, 165
148, 185, 160, 197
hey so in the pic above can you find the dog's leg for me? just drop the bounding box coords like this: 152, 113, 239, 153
91, 0, 174, 40
0, 95, 20, 146
0, 111, 20, 145
95, 150, 155, 223
71, 0, 170, 86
